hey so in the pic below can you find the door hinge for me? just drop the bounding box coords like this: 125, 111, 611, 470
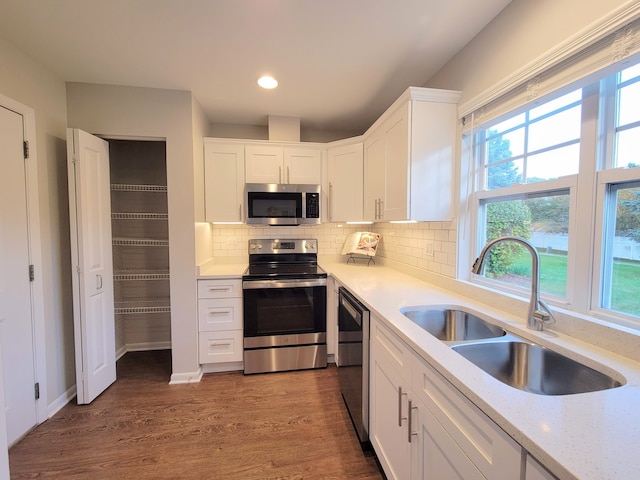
34, 382, 40, 400
29, 264, 35, 282
23, 140, 29, 159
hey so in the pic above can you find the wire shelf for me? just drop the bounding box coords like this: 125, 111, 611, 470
111, 184, 167, 192
112, 212, 168, 220
113, 270, 170, 281
115, 297, 171, 315
115, 305, 172, 315
112, 237, 169, 247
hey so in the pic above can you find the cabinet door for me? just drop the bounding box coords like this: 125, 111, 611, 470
383, 105, 410, 221
412, 354, 522, 479
284, 147, 322, 184
370, 317, 412, 480
411, 396, 486, 480
409, 100, 456, 221
245, 145, 283, 183
327, 143, 363, 222
526, 455, 558, 480
363, 130, 385, 221
204, 143, 245, 222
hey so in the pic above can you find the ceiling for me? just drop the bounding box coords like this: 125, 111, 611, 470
0, 0, 511, 137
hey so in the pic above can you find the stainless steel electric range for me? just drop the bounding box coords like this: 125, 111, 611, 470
242, 238, 327, 374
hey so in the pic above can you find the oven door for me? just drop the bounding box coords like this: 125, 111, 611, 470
243, 278, 326, 347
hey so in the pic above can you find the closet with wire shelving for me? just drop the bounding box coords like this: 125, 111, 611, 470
108, 139, 171, 355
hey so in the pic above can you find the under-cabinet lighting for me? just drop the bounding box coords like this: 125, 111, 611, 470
389, 220, 417, 224
346, 221, 374, 225
210, 222, 244, 225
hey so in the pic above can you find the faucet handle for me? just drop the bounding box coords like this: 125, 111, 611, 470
536, 299, 557, 327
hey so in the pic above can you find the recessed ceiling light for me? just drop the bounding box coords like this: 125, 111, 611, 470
258, 75, 278, 89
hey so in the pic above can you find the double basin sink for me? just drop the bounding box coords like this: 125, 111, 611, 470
400, 307, 624, 395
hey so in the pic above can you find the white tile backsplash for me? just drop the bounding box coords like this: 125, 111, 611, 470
208, 221, 457, 278
210, 223, 363, 257
374, 222, 457, 277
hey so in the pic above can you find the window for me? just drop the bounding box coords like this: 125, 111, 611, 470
481, 90, 582, 190
473, 90, 581, 302
600, 182, 640, 318
468, 59, 640, 328
479, 192, 570, 298
614, 64, 640, 168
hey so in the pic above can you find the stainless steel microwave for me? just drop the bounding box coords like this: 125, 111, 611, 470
245, 183, 321, 226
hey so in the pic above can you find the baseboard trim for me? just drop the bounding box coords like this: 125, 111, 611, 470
47, 385, 76, 419
125, 341, 172, 352
201, 361, 244, 374
169, 368, 203, 384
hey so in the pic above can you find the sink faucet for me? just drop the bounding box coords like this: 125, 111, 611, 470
471, 236, 556, 331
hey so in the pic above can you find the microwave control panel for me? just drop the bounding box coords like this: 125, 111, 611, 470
305, 193, 320, 218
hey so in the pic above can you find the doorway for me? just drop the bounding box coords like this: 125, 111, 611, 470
0, 98, 47, 447
107, 139, 171, 357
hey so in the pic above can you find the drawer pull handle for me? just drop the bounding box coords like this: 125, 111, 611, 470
398, 386, 407, 427
210, 342, 231, 347
208, 287, 231, 291
208, 310, 231, 315
408, 400, 418, 443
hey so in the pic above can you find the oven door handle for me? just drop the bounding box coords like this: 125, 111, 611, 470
243, 278, 327, 289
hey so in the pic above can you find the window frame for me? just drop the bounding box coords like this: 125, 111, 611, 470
464, 65, 640, 329
592, 167, 640, 327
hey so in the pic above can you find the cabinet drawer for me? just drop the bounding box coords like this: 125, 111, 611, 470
197, 279, 242, 299
371, 316, 412, 378
198, 298, 242, 331
412, 354, 522, 479
199, 330, 243, 364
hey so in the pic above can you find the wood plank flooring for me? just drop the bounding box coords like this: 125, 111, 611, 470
8, 350, 383, 479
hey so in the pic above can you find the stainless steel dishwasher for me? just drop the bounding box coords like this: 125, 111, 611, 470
337, 287, 370, 445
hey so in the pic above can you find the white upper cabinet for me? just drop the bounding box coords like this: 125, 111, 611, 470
285, 147, 322, 184
327, 142, 364, 222
204, 141, 245, 222
245, 144, 321, 184
364, 87, 461, 222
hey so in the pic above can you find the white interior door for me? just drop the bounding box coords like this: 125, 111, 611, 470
67, 128, 116, 404
0, 106, 38, 444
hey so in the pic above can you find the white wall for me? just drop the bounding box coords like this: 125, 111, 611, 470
426, 0, 633, 103
0, 36, 75, 412
66, 83, 201, 381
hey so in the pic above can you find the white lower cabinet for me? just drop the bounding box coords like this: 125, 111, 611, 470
411, 352, 522, 480
197, 278, 243, 367
411, 396, 485, 480
370, 316, 412, 480
370, 315, 523, 480
526, 454, 559, 480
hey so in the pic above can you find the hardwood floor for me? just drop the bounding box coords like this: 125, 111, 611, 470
8, 351, 383, 479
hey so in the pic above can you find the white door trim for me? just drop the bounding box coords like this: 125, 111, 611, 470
0, 93, 48, 425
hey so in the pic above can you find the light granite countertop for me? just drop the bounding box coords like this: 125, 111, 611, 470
197, 262, 246, 278
323, 262, 640, 480
196, 260, 640, 479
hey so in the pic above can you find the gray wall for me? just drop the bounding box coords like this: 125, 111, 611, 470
66, 82, 201, 381
0, 36, 75, 410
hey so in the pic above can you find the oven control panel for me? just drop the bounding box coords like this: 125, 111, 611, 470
248, 238, 318, 254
